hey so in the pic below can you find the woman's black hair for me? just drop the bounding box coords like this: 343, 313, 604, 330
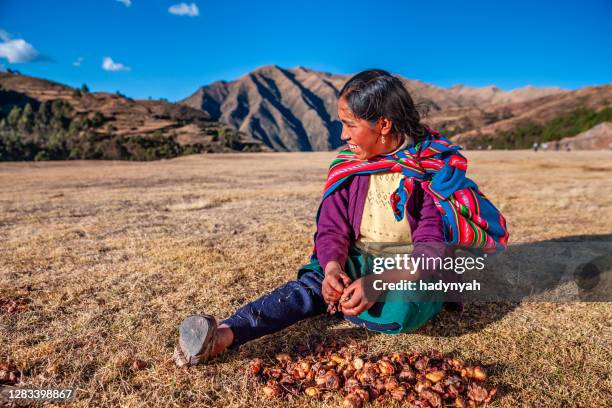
339, 69, 428, 144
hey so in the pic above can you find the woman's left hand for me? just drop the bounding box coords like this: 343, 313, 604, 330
339, 277, 376, 316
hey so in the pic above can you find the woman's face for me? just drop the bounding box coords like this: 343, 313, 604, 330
337, 96, 390, 160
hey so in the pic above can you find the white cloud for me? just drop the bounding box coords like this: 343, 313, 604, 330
0, 29, 49, 64
102, 57, 131, 72
0, 39, 41, 63
73, 57, 84, 67
115, 0, 132, 6
168, 2, 199, 17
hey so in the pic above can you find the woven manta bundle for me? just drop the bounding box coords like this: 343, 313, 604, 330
314, 129, 509, 256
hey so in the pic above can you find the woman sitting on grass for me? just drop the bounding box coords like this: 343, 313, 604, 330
173, 69, 449, 367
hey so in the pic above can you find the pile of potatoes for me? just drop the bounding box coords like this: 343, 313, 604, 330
248, 342, 496, 407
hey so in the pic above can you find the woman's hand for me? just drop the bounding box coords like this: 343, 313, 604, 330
322, 261, 352, 305
340, 277, 376, 316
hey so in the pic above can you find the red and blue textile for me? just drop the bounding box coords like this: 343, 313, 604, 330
319, 130, 509, 253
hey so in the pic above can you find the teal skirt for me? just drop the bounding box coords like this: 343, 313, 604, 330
298, 244, 444, 334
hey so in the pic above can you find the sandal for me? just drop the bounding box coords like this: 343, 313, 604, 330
173, 314, 218, 367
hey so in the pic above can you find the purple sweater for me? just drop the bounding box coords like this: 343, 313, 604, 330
315, 174, 445, 270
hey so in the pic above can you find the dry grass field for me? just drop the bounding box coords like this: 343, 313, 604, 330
1, 150, 611, 407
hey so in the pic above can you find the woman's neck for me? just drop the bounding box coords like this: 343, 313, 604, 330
381, 135, 406, 155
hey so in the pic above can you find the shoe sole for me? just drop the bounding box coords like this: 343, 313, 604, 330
178, 315, 216, 364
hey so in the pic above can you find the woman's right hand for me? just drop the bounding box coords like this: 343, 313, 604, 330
322, 261, 352, 304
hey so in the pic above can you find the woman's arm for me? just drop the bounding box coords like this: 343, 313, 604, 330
315, 180, 354, 272
412, 186, 445, 245
411, 185, 447, 279
316, 180, 355, 306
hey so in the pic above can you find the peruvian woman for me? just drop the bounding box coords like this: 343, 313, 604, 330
173, 69, 448, 367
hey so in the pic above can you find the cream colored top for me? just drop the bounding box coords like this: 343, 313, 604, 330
356, 171, 412, 243
355, 136, 413, 254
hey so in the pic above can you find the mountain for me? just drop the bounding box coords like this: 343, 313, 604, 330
181, 65, 568, 151
557, 122, 612, 150
444, 84, 565, 107
182, 65, 346, 151
452, 84, 612, 148
0, 72, 264, 161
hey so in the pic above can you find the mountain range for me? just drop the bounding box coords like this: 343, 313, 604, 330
181, 65, 611, 151
1, 66, 610, 161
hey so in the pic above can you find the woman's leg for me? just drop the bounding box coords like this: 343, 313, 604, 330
221, 270, 327, 349
175, 270, 326, 366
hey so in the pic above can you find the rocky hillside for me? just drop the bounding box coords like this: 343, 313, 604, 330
557, 122, 612, 150
181, 65, 568, 151
452, 84, 612, 149
0, 72, 264, 161
182, 66, 346, 151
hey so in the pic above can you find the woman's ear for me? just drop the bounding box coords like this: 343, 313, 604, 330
379, 117, 393, 136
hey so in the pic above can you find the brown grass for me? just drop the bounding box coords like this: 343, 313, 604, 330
1, 151, 611, 407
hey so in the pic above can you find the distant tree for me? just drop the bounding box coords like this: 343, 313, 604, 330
7, 106, 22, 127
49, 100, 70, 131
34, 151, 49, 161
50, 100, 72, 121
18, 103, 34, 133
47, 130, 69, 159
68, 147, 80, 160
81, 84, 90, 93
36, 101, 51, 124
0, 129, 29, 160
69, 116, 84, 135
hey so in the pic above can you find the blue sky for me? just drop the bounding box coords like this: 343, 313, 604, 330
0, 0, 610, 101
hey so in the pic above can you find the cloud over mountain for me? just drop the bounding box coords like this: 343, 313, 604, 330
168, 3, 199, 17
102, 57, 131, 72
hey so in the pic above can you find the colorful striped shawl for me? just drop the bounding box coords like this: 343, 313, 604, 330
316, 131, 509, 254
